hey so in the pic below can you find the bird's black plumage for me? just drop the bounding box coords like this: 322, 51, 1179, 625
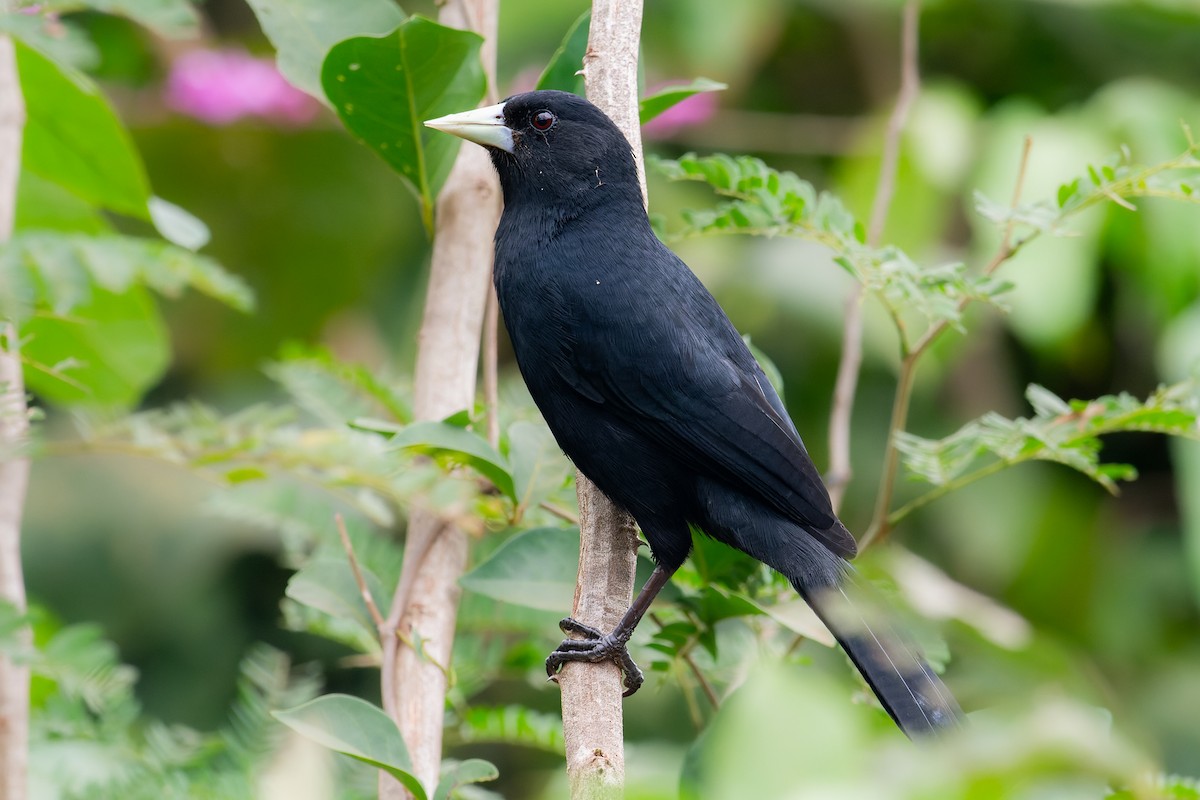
428, 90, 963, 736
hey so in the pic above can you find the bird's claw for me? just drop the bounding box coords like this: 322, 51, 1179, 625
545, 617, 644, 697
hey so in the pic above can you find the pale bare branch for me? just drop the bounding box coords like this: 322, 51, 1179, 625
378, 1, 501, 796
0, 25, 29, 800
827, 0, 921, 513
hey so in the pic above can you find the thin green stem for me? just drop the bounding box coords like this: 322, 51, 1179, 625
861, 138, 1034, 549
861, 351, 917, 549
885, 458, 1014, 528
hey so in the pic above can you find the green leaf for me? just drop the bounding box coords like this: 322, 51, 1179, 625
0, 13, 100, 70
274, 694, 427, 798
147, 196, 211, 251
224, 466, 269, 483
898, 381, 1200, 494
755, 597, 836, 646
1056, 177, 1079, 208
16, 41, 151, 218
506, 420, 569, 518
1161, 311, 1200, 610
221, 645, 321, 769
14, 170, 110, 234
21, 285, 170, 406
460, 527, 580, 612
0, 602, 27, 658
0, 232, 254, 324
687, 531, 761, 587
682, 585, 762, 629
267, 347, 411, 428
535, 10, 589, 95
441, 408, 473, 428
82, 399, 478, 520
655, 153, 1009, 347
1108, 775, 1200, 799
743, 336, 784, 403
36, 623, 137, 713
66, 0, 201, 38
245, 0, 406, 101
285, 558, 388, 646
388, 420, 514, 498
639, 77, 725, 124
433, 758, 499, 800
321, 16, 487, 235
978, 138, 1200, 244
1025, 382, 1071, 417
457, 704, 564, 754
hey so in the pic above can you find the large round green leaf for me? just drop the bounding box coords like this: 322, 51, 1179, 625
274, 694, 426, 799
246, 0, 405, 102
377, 419, 514, 499
460, 527, 581, 612
321, 16, 487, 233
16, 41, 151, 219
505, 420, 569, 515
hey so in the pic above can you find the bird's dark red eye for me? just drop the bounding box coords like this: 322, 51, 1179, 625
531, 110, 556, 131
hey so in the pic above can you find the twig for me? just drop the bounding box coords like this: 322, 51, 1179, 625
650, 612, 720, 711
783, 633, 807, 659
865, 1, 921, 251
908, 136, 1032, 361
861, 136, 1033, 549
0, 24, 29, 800
335, 514, 386, 631
682, 651, 718, 709
825, 290, 864, 511
539, 500, 580, 525
680, 675, 703, 730
886, 459, 1011, 528
826, 0, 921, 513
981, 136, 1033, 273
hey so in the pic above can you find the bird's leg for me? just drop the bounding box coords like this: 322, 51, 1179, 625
545, 564, 675, 697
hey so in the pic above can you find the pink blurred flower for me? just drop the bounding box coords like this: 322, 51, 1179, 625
164, 49, 319, 126
642, 90, 718, 139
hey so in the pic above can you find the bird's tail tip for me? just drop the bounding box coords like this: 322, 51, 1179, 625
795, 575, 965, 738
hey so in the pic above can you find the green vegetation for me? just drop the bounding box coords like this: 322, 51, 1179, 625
2, 0, 1200, 797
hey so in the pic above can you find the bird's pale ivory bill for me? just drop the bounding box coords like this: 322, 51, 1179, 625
424, 102, 515, 154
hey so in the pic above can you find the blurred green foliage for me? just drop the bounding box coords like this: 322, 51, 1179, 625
3, 0, 1200, 798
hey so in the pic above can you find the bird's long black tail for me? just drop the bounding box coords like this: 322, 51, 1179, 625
692, 477, 963, 737
792, 569, 964, 738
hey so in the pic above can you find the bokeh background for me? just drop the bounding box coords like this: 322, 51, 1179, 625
18, 0, 1200, 796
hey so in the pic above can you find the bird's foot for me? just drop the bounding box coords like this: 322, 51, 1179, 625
545, 617, 644, 697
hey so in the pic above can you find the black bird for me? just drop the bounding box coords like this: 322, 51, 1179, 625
426, 90, 963, 737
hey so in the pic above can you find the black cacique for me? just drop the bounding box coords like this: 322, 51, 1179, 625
426, 90, 963, 737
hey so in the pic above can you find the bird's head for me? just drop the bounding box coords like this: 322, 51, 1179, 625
425, 90, 641, 207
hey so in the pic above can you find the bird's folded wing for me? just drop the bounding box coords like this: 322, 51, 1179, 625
571, 348, 856, 557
